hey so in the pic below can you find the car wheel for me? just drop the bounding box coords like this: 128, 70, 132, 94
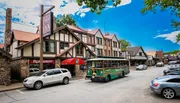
63, 77, 69, 85
162, 88, 175, 99
34, 81, 43, 90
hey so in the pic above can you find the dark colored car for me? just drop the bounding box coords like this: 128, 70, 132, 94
166, 71, 180, 75
163, 67, 180, 75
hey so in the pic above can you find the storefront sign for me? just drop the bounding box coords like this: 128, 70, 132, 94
43, 12, 53, 37
29, 60, 55, 64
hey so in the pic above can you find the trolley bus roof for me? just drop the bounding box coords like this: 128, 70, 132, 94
86, 58, 128, 61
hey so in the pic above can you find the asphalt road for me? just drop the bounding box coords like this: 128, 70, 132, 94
0, 66, 180, 103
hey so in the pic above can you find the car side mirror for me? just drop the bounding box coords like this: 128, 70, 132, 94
43, 74, 47, 77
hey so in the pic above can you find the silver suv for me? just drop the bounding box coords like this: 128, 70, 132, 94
24, 68, 72, 90
150, 75, 180, 99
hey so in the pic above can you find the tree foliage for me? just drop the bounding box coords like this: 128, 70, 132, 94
56, 14, 76, 27
141, 0, 180, 29
121, 39, 131, 52
76, 0, 121, 14
177, 33, 180, 43
164, 50, 180, 54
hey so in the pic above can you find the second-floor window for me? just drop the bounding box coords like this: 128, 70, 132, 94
43, 40, 55, 53
60, 42, 69, 49
108, 50, 111, 56
96, 37, 102, 45
108, 40, 111, 46
113, 41, 117, 48
118, 42, 121, 48
76, 45, 83, 56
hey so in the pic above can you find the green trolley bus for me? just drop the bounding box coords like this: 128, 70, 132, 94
86, 58, 130, 82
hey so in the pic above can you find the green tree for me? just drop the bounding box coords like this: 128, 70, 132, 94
121, 39, 131, 52
177, 33, 180, 43
56, 14, 76, 27
141, 0, 180, 43
76, 0, 121, 14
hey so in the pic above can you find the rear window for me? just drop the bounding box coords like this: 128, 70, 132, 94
61, 70, 68, 73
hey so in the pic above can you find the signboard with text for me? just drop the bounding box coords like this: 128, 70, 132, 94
43, 12, 53, 37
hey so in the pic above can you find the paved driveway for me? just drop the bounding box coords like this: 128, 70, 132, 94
0, 66, 180, 103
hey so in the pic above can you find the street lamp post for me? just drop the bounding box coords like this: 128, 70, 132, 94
39, 5, 55, 72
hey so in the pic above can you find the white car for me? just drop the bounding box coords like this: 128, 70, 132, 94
136, 64, 147, 70
23, 68, 72, 90
156, 62, 164, 67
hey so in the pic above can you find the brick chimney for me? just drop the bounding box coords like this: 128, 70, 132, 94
4, 8, 12, 51
105, 32, 109, 36
53, 16, 57, 30
5, 8, 12, 33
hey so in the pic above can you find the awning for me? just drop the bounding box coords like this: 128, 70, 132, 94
61, 58, 85, 65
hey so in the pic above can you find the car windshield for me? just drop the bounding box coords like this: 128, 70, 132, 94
32, 71, 46, 76
137, 65, 143, 68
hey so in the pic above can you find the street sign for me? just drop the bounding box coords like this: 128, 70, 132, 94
43, 12, 53, 37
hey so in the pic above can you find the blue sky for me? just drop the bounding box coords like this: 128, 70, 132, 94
0, 0, 179, 52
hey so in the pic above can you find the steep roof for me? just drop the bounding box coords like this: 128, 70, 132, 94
67, 25, 86, 33
16, 25, 80, 49
0, 44, 4, 48
13, 30, 39, 42
87, 29, 99, 35
127, 46, 145, 56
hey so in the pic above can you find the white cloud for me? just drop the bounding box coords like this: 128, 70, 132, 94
107, 0, 131, 8
154, 31, 180, 44
0, 0, 91, 27
93, 20, 98, 23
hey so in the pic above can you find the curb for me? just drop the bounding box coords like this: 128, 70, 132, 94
0, 86, 24, 92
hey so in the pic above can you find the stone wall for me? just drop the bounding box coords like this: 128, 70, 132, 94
0, 55, 11, 85
11, 59, 29, 81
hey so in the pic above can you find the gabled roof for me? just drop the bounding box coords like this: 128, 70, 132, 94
0, 44, 4, 48
56, 41, 96, 57
127, 46, 147, 57
16, 25, 79, 49
13, 30, 39, 42
87, 29, 99, 35
67, 25, 86, 33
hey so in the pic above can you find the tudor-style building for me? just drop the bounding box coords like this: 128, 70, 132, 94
3, 8, 95, 79
67, 25, 96, 53
127, 46, 148, 66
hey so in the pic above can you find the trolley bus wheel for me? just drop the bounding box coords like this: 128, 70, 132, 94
122, 72, 125, 77
105, 75, 111, 82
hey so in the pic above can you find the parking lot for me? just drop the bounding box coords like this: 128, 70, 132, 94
0, 66, 180, 103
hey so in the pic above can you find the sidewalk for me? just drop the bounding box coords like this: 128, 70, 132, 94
0, 83, 23, 92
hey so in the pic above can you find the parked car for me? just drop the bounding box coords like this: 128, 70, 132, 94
163, 67, 180, 75
23, 68, 72, 90
156, 62, 164, 67
168, 60, 180, 65
166, 71, 180, 75
136, 64, 147, 70
150, 75, 180, 99
29, 68, 40, 76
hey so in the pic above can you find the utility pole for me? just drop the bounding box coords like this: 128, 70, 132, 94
40, 5, 55, 72
40, 5, 44, 72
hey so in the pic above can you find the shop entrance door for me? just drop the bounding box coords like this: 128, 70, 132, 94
61, 65, 75, 77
